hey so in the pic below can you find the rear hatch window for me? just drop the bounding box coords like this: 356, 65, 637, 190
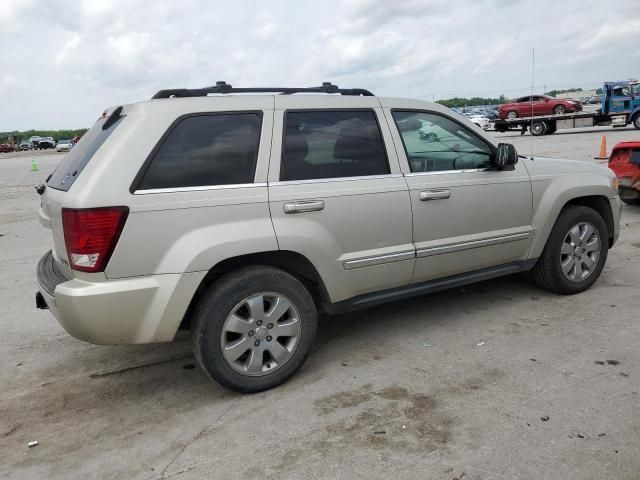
47, 109, 123, 191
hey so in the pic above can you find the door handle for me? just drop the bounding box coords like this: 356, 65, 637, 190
283, 200, 325, 214
419, 189, 451, 201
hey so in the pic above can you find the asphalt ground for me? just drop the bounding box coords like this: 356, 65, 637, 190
1, 125, 639, 480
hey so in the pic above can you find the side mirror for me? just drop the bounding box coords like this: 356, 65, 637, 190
494, 143, 518, 168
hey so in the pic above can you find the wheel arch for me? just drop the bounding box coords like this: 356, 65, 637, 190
530, 189, 616, 259
179, 250, 330, 331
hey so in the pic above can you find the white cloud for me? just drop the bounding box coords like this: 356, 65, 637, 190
0, 0, 639, 130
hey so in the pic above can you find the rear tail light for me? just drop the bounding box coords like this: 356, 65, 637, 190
62, 207, 129, 272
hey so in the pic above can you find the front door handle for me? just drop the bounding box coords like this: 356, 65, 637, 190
283, 200, 325, 214
419, 189, 451, 201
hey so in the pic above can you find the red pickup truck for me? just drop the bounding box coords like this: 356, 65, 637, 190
609, 141, 640, 205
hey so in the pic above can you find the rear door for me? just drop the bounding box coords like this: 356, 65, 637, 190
268, 96, 414, 303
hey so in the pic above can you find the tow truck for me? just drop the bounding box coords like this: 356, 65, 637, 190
493, 80, 640, 135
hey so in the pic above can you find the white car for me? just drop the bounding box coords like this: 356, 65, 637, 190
467, 115, 491, 130
56, 140, 72, 152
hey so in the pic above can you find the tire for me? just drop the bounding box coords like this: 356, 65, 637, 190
532, 206, 608, 294
530, 121, 547, 136
507, 111, 518, 119
553, 105, 566, 115
192, 266, 317, 393
633, 115, 640, 130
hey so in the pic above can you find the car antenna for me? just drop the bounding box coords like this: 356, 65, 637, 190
529, 46, 535, 158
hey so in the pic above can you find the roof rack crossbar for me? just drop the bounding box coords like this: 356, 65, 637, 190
151, 81, 374, 99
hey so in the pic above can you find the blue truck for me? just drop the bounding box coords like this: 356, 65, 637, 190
493, 79, 640, 135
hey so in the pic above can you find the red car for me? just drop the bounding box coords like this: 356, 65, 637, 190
0, 143, 15, 153
498, 95, 582, 120
609, 141, 640, 205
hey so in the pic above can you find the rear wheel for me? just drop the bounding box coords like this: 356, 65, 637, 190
532, 206, 608, 294
530, 121, 547, 136
192, 266, 317, 393
633, 115, 640, 130
553, 104, 566, 115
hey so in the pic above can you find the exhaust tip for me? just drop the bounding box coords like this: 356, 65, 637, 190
35, 292, 48, 309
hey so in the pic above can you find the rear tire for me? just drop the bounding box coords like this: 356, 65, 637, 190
633, 115, 640, 130
192, 266, 317, 393
530, 121, 547, 136
532, 206, 608, 294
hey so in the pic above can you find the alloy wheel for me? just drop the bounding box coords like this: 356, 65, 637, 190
220, 292, 302, 376
559, 222, 601, 282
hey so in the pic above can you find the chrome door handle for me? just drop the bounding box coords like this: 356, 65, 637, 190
419, 189, 451, 201
283, 200, 325, 214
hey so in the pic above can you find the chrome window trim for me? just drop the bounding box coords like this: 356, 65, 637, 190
134, 182, 267, 195
404, 168, 491, 177
416, 231, 532, 258
270, 173, 404, 187
343, 250, 416, 270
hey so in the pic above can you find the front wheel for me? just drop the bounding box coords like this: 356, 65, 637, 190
507, 111, 518, 119
192, 266, 317, 393
532, 206, 608, 294
553, 105, 566, 115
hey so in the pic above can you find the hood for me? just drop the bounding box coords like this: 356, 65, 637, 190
524, 156, 615, 179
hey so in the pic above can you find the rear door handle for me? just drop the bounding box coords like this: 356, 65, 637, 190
283, 200, 325, 214
419, 189, 451, 201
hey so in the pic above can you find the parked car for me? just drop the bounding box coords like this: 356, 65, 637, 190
608, 141, 640, 205
29, 136, 41, 149
56, 140, 73, 152
38, 137, 56, 149
19, 140, 32, 151
0, 143, 15, 153
35, 82, 621, 393
498, 95, 582, 119
467, 114, 491, 130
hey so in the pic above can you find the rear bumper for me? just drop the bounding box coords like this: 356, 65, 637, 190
36, 250, 205, 345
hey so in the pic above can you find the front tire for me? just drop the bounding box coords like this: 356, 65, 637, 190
553, 105, 566, 115
532, 206, 608, 294
192, 266, 317, 393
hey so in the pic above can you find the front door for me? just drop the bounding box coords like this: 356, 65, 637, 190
268, 98, 415, 303
384, 106, 534, 283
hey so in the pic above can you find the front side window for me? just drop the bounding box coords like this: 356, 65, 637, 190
280, 110, 389, 181
137, 112, 262, 190
392, 111, 493, 172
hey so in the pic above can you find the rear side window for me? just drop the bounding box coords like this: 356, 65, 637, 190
137, 113, 262, 191
281, 110, 389, 181
47, 114, 122, 191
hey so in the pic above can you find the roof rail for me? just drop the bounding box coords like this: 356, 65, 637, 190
151, 81, 374, 99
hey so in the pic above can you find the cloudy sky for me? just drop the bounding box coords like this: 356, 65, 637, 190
1, 0, 639, 130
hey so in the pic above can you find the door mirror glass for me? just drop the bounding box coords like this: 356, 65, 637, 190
494, 143, 518, 168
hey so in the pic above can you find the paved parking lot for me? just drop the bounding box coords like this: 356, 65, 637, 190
1, 126, 640, 480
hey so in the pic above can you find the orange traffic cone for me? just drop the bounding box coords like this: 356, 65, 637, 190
595, 135, 607, 160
